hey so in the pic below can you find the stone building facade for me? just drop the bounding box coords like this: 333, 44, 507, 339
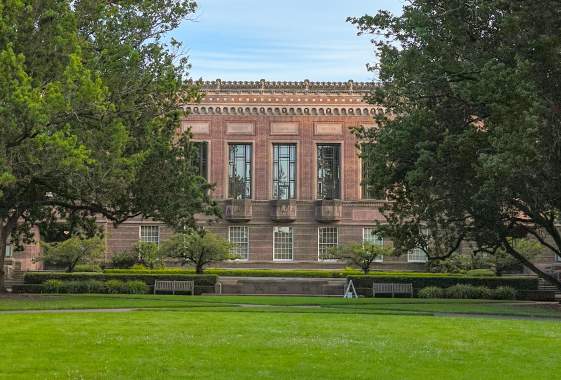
98, 80, 429, 270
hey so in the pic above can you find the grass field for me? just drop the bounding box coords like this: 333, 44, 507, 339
1, 295, 560, 379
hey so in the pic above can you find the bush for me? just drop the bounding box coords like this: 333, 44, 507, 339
123, 280, 149, 294
43, 279, 64, 293
475, 286, 493, 299
493, 286, 517, 300
74, 264, 103, 272
348, 275, 538, 297
24, 272, 218, 295
445, 284, 482, 299
105, 280, 126, 294
111, 250, 138, 269
417, 286, 444, 298
466, 269, 495, 277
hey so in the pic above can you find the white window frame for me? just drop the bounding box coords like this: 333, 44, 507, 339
363, 227, 383, 263
229, 226, 249, 261
4, 245, 12, 257
273, 226, 293, 261
555, 254, 561, 263
407, 248, 428, 263
139, 225, 160, 245
318, 227, 338, 261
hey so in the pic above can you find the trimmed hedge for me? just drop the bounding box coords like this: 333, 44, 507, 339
104, 268, 477, 278
348, 275, 538, 296
24, 272, 217, 295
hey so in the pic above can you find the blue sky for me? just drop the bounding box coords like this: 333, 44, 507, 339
171, 0, 403, 82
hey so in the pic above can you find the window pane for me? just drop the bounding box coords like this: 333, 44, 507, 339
318, 227, 338, 260
273, 144, 296, 200
192, 142, 208, 180
229, 144, 252, 199
363, 227, 383, 262
140, 225, 160, 245
273, 227, 293, 260
407, 248, 428, 263
317, 144, 340, 199
229, 226, 249, 260
361, 144, 383, 199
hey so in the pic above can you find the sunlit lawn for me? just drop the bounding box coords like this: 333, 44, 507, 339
1, 295, 560, 379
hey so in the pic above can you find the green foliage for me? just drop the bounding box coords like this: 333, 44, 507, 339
417, 286, 444, 299
132, 242, 163, 270
74, 264, 102, 273
160, 232, 235, 274
445, 285, 484, 300
348, 275, 537, 297
110, 251, 138, 269
43, 279, 64, 293
105, 268, 362, 278
329, 243, 394, 274
105, 280, 126, 294
349, 1, 561, 287
0, 0, 217, 290
24, 272, 217, 294
466, 269, 496, 277
41, 236, 104, 272
123, 281, 149, 295
493, 286, 517, 300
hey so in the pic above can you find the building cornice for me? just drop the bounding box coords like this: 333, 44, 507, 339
190, 79, 377, 95
184, 103, 382, 117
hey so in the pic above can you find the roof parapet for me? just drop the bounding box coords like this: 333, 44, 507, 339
189, 79, 377, 94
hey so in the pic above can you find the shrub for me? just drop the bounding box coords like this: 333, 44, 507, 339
466, 269, 495, 277
123, 280, 149, 294
111, 250, 138, 269
105, 280, 126, 294
417, 286, 444, 298
475, 286, 493, 299
82, 280, 106, 293
74, 264, 103, 273
445, 284, 482, 299
60, 281, 86, 293
347, 275, 538, 297
43, 279, 64, 293
493, 286, 517, 300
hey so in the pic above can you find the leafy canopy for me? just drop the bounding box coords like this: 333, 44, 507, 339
0, 0, 215, 289
41, 236, 104, 273
349, 1, 561, 285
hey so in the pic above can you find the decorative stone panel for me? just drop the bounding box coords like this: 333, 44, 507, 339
315, 200, 343, 222
226, 122, 254, 135
270, 122, 299, 135
181, 121, 209, 134
314, 123, 342, 135
271, 200, 297, 222
224, 199, 253, 221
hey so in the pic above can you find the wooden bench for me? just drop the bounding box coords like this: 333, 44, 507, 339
373, 283, 413, 297
153, 280, 195, 295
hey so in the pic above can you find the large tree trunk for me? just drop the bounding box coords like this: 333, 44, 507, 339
502, 238, 561, 292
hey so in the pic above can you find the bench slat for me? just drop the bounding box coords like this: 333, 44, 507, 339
154, 280, 195, 295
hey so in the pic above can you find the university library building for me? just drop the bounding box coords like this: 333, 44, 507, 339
102, 79, 428, 270
7, 80, 561, 272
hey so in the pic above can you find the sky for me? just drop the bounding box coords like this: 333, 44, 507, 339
171, 0, 403, 82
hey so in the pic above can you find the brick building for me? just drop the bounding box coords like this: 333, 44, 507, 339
98, 80, 429, 270
6, 80, 561, 274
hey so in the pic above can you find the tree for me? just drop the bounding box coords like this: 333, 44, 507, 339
491, 239, 541, 276
41, 236, 104, 272
349, 1, 561, 288
330, 242, 394, 274
160, 231, 235, 274
0, 1, 216, 291
132, 241, 163, 270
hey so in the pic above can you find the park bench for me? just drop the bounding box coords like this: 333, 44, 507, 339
153, 280, 195, 295
373, 283, 413, 297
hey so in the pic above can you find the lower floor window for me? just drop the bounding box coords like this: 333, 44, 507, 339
140, 225, 160, 245
318, 227, 338, 260
556, 255, 561, 263
273, 227, 293, 260
229, 226, 249, 260
363, 227, 384, 262
407, 248, 428, 263
4, 245, 12, 257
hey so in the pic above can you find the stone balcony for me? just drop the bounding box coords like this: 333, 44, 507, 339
271, 200, 297, 222
224, 199, 252, 221
315, 199, 342, 222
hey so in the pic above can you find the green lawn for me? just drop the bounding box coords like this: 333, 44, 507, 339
1, 295, 560, 379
